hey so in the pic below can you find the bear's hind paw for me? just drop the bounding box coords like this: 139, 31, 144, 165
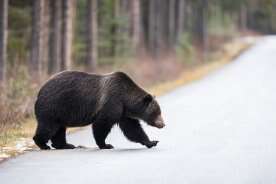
52, 143, 76, 149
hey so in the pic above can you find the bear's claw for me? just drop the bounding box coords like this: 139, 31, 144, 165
145, 140, 159, 148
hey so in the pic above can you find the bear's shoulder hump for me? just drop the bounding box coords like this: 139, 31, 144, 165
110, 71, 130, 80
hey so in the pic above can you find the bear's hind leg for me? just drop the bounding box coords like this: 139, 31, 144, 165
93, 121, 114, 149
33, 121, 58, 150
119, 118, 159, 148
51, 127, 76, 149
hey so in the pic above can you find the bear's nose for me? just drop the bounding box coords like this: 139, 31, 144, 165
155, 115, 165, 129
156, 122, 165, 128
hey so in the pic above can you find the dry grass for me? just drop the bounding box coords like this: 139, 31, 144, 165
0, 37, 256, 161
0, 118, 35, 160
0, 118, 34, 146
149, 38, 254, 95
0, 118, 83, 160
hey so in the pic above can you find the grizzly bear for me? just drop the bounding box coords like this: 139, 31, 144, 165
33, 71, 165, 150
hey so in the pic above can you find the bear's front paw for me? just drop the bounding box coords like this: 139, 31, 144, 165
144, 140, 159, 148
99, 144, 114, 149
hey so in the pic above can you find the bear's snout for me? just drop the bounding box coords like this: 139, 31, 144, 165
154, 115, 165, 129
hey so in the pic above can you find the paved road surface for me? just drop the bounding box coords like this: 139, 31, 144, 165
1, 36, 276, 184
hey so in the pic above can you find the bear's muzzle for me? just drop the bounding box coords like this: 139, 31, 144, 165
154, 115, 165, 129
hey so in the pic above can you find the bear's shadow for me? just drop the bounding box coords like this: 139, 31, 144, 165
76, 146, 149, 153
29, 146, 155, 154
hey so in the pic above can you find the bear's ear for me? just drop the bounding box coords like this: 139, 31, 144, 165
143, 94, 153, 104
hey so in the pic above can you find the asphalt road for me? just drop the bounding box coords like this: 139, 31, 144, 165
1, 36, 276, 184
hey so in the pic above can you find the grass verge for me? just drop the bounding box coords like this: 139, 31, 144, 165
149, 37, 256, 95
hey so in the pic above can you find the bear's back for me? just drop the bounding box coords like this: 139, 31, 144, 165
35, 71, 103, 122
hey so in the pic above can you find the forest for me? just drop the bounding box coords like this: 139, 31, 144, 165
0, 0, 275, 141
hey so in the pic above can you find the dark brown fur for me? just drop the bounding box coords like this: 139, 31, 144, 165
33, 71, 164, 150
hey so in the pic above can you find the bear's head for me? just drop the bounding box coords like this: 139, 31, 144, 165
138, 95, 165, 129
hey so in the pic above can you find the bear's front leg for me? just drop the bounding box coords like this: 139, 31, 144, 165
119, 118, 159, 149
92, 121, 114, 149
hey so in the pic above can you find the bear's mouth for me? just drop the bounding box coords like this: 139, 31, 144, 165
154, 115, 165, 129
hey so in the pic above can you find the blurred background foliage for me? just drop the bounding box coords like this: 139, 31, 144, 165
4, 0, 275, 71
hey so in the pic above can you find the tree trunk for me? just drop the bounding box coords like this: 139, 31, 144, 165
86, 0, 98, 71
160, 0, 169, 50
130, 0, 141, 51
149, 0, 162, 57
271, 2, 276, 33
155, 0, 163, 57
194, 0, 208, 46
176, 0, 185, 43
168, 0, 176, 47
110, 0, 119, 57
0, 0, 8, 86
119, 0, 130, 35
30, 0, 45, 81
238, 4, 247, 32
120, 0, 129, 13
193, 0, 208, 61
48, 0, 62, 74
148, 0, 156, 56
119, 0, 130, 53
140, 0, 149, 51
61, 0, 75, 71
42, 0, 50, 76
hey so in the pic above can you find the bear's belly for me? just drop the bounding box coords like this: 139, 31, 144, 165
59, 109, 97, 127
65, 121, 93, 127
